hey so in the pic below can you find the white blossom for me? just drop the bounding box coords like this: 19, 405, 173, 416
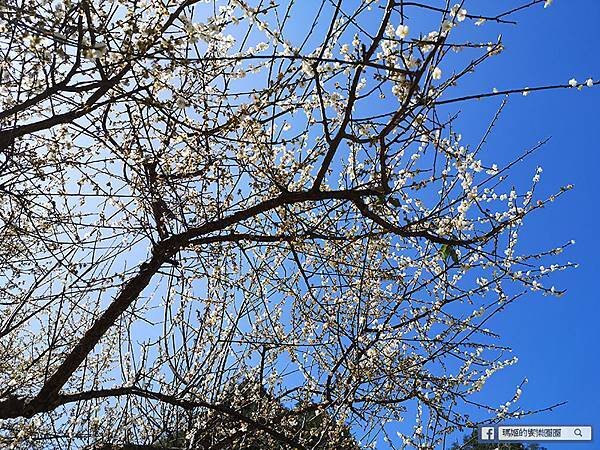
396, 24, 409, 39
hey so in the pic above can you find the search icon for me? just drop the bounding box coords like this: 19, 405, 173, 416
574, 428, 583, 437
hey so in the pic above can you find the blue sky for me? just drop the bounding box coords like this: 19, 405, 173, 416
80, 1, 599, 447
221, 2, 600, 446
434, 1, 600, 448
182, 1, 600, 447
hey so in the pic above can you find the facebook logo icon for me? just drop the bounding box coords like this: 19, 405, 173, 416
481, 427, 495, 441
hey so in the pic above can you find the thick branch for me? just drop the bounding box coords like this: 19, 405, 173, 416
0, 188, 377, 419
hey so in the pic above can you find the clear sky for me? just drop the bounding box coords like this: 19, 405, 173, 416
233, 1, 600, 446
436, 1, 600, 448
194, 2, 600, 447
124, 1, 600, 447
128, 1, 600, 446
291, 1, 600, 447
89, 1, 600, 447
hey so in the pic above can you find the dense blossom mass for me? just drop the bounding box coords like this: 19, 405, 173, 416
0, 0, 593, 448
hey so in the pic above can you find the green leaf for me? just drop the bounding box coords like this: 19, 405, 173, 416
440, 244, 450, 259
440, 244, 459, 265
449, 247, 459, 264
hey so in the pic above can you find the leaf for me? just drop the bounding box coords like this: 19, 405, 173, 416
388, 197, 401, 208
374, 194, 386, 205
440, 244, 450, 259
449, 247, 459, 264
440, 244, 459, 265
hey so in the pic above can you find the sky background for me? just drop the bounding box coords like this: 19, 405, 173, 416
68, 1, 599, 448
428, 1, 600, 448
188, 1, 600, 447
225, 1, 600, 447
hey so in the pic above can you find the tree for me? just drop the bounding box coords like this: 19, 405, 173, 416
94, 380, 361, 449
0, 0, 593, 448
187, 380, 361, 449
